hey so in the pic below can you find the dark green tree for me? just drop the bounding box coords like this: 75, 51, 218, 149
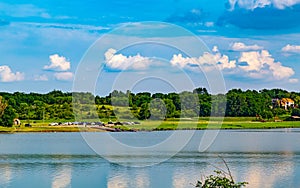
164, 99, 176, 118
149, 99, 166, 120
0, 106, 16, 127
0, 96, 8, 117
261, 110, 273, 120
292, 108, 300, 116
138, 103, 150, 120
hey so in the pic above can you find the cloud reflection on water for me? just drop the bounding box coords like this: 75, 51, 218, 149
52, 165, 72, 188
0, 164, 12, 187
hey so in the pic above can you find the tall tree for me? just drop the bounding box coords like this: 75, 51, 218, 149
138, 103, 150, 120
0, 106, 16, 127
0, 96, 8, 117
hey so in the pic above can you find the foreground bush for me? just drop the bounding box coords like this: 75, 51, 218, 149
195, 158, 248, 188
195, 170, 248, 188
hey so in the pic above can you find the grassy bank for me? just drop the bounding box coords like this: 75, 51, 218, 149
116, 118, 300, 131
0, 125, 105, 133
2, 117, 300, 133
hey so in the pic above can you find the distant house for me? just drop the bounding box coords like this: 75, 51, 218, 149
272, 98, 279, 104
272, 98, 295, 110
14, 118, 21, 126
280, 98, 295, 110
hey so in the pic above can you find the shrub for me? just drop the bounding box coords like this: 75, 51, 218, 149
195, 170, 248, 188
195, 158, 248, 188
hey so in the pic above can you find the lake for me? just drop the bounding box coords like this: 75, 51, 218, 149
1, 129, 300, 187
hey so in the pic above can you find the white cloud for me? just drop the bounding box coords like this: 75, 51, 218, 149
54, 72, 73, 81
238, 51, 264, 71
273, 0, 300, 9
238, 50, 294, 80
170, 48, 236, 71
229, 0, 300, 10
170, 46, 294, 81
282, 44, 300, 53
0, 65, 24, 82
170, 54, 194, 68
103, 45, 294, 82
289, 78, 299, 83
44, 54, 71, 71
34, 74, 48, 81
231, 42, 263, 51
104, 48, 152, 70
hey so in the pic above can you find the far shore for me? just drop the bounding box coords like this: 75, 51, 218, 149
2, 118, 300, 133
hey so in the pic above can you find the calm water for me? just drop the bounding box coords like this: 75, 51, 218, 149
1, 129, 300, 187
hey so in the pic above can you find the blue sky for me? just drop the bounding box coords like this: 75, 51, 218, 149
1, 0, 300, 95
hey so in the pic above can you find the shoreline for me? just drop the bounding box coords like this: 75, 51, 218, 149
2, 118, 300, 133
1, 124, 300, 134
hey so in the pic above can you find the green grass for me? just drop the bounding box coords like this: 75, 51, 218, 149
2, 117, 300, 133
120, 117, 300, 131
0, 126, 15, 133
0, 124, 105, 133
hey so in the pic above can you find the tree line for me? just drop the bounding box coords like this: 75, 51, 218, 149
1, 88, 300, 127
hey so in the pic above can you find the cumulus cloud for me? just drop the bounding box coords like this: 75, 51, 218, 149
104, 48, 152, 70
44, 54, 71, 71
238, 50, 294, 79
170, 46, 294, 81
54, 72, 73, 81
229, 0, 300, 10
282, 44, 300, 53
0, 65, 24, 82
238, 51, 264, 72
170, 46, 236, 71
103, 46, 294, 82
231, 42, 263, 51
228, 0, 270, 10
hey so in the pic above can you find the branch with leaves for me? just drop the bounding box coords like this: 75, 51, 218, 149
195, 157, 248, 188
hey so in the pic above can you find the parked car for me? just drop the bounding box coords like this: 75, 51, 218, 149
95, 122, 104, 126
25, 123, 32, 127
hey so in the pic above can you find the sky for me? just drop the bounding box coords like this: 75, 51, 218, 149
1, 0, 300, 95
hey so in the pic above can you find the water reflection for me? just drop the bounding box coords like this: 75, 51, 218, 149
171, 152, 296, 188
241, 152, 294, 188
173, 167, 199, 188
52, 165, 72, 188
0, 164, 12, 187
0, 152, 298, 188
107, 168, 149, 188
107, 175, 128, 188
135, 172, 150, 188
1, 131, 300, 187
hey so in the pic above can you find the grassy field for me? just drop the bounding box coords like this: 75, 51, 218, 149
2, 117, 300, 133
117, 117, 300, 131
0, 123, 105, 133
